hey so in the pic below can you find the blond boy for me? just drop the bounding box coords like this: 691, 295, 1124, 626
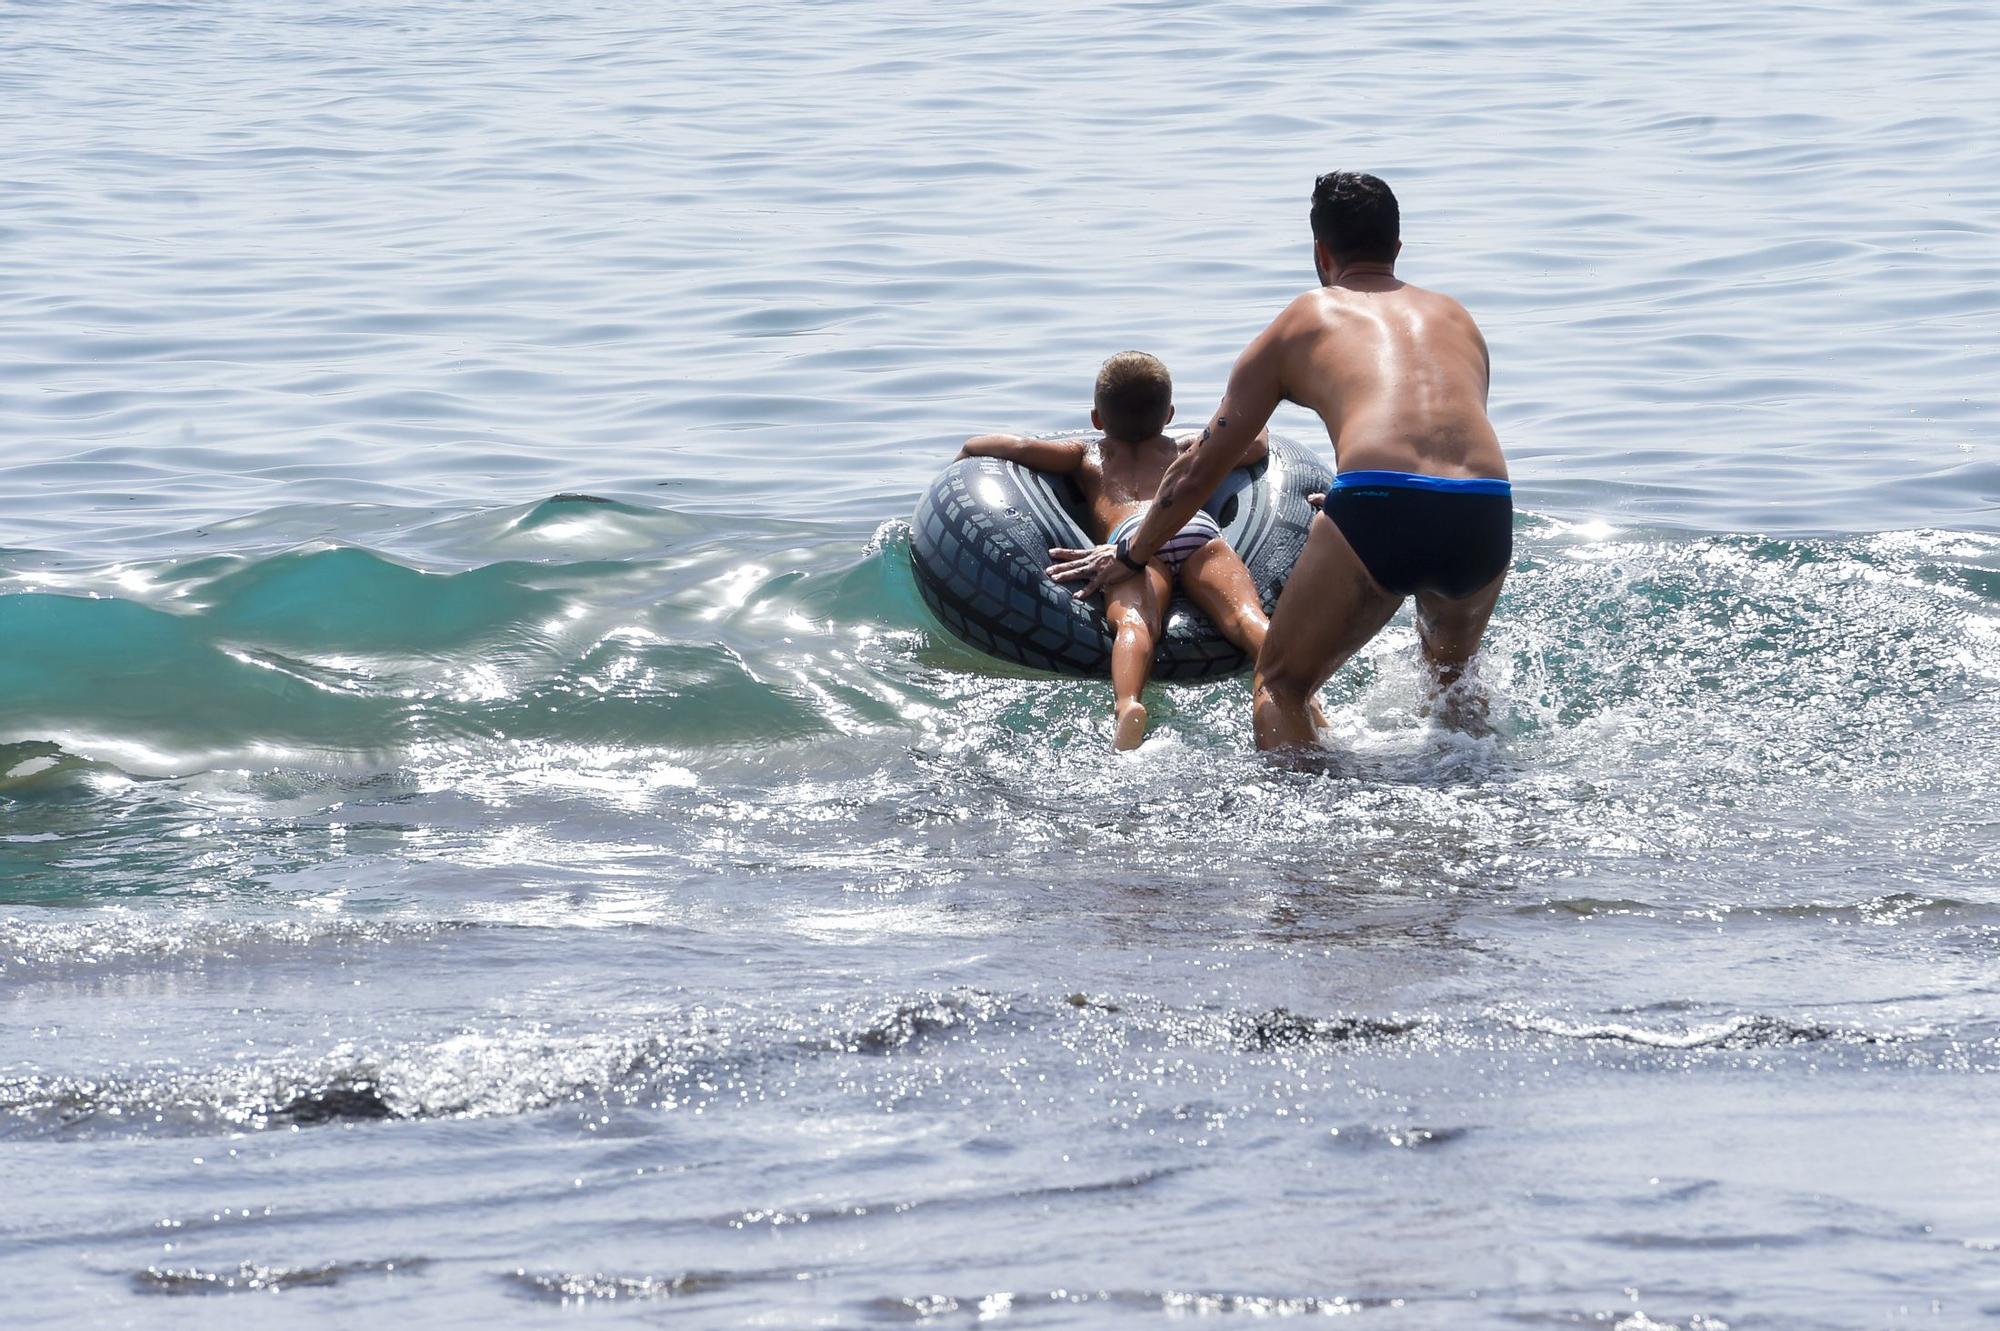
959, 352, 1276, 749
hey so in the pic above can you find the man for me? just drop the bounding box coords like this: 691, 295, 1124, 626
1046, 171, 1512, 751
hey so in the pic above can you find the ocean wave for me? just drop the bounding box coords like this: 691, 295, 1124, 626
0, 1019, 725, 1139
0, 911, 459, 977
133, 1257, 427, 1297
1, 506, 1991, 778
856, 1287, 1385, 1320
834, 990, 1010, 1055
507, 1266, 768, 1303
1493, 1010, 1870, 1051
723, 1166, 1189, 1234
5, 989, 1978, 1142
1230, 1008, 1429, 1051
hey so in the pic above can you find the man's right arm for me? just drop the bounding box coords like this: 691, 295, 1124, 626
1178, 424, 1268, 465
1141, 306, 1295, 535
1046, 304, 1299, 598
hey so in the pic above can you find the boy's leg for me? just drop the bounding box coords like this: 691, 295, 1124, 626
1175, 540, 1268, 658
1104, 566, 1170, 751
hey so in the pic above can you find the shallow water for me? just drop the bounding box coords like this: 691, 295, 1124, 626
3, 1, 1998, 1327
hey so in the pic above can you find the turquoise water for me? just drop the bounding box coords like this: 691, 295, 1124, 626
3, 1, 1998, 1326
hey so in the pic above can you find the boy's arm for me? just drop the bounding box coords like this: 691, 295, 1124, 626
957, 434, 1088, 473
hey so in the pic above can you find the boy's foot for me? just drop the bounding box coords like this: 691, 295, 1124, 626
1309, 696, 1330, 731
1114, 700, 1149, 751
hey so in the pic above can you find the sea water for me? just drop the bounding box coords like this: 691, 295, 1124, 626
1, 1, 1997, 1326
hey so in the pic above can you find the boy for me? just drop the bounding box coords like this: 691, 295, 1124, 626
958, 351, 1277, 751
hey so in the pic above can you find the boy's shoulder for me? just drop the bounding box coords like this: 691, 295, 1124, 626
1099, 432, 1179, 457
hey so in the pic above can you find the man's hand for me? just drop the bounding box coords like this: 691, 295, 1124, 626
1046, 543, 1137, 600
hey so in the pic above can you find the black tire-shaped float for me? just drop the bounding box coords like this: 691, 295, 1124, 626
910, 436, 1332, 681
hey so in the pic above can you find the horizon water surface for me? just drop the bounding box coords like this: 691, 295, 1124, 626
2, 1, 1998, 1328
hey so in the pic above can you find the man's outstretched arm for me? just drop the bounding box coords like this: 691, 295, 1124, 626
1178, 424, 1269, 466
1048, 320, 1289, 598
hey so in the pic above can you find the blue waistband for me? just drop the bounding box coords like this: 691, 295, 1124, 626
1330, 469, 1512, 496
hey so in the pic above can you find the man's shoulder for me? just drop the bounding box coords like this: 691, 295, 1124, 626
1403, 281, 1477, 320
1279, 285, 1380, 324
1248, 290, 1332, 349
1279, 287, 1330, 320
1306, 281, 1481, 327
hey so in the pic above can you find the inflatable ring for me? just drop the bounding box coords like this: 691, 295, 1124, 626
910, 436, 1332, 681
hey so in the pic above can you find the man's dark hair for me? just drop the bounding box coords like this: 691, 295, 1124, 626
1310, 171, 1400, 263
1094, 351, 1173, 441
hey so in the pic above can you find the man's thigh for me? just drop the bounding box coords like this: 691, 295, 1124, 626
1258, 513, 1402, 693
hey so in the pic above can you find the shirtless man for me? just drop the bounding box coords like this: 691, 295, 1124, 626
1047, 172, 1512, 751
959, 351, 1274, 750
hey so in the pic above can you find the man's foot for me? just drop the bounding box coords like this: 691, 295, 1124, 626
1114, 699, 1149, 751
1308, 696, 1330, 731
1427, 678, 1493, 736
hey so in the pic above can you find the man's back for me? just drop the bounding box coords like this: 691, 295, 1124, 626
1276, 278, 1507, 481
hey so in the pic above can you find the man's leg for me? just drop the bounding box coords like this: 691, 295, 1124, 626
1104, 565, 1170, 751
1252, 514, 1401, 751
1179, 541, 1335, 731
1413, 569, 1505, 726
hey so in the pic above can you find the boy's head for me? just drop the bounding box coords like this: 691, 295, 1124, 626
1092, 351, 1174, 441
